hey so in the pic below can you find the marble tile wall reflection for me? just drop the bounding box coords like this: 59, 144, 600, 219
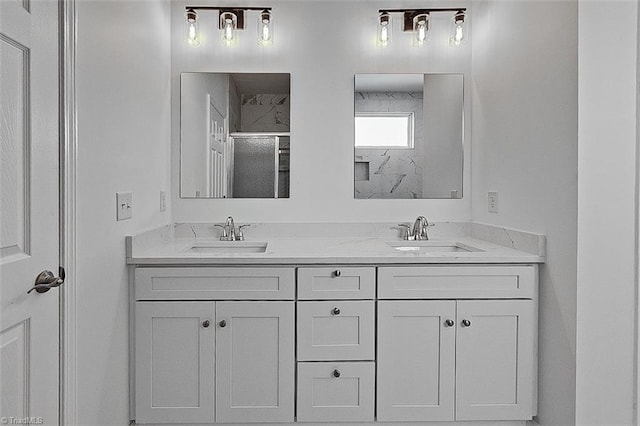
355, 91, 424, 199
241, 94, 290, 132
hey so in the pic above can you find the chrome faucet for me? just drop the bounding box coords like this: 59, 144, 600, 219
398, 216, 434, 240
215, 216, 249, 241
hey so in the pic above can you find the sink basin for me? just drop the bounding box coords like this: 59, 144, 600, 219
185, 241, 268, 254
386, 241, 482, 254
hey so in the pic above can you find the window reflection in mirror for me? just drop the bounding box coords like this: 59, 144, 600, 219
180, 72, 290, 198
354, 73, 464, 199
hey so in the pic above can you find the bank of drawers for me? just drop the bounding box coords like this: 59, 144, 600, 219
296, 267, 375, 423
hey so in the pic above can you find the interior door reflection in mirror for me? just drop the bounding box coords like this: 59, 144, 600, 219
180, 72, 290, 198
354, 73, 463, 199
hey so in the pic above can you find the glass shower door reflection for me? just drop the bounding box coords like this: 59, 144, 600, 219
231, 135, 281, 198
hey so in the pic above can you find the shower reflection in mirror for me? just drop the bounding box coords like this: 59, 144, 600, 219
354, 73, 464, 199
180, 72, 290, 198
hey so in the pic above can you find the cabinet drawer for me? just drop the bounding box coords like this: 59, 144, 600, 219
378, 266, 537, 299
135, 267, 295, 300
297, 267, 375, 300
297, 301, 374, 361
297, 362, 374, 423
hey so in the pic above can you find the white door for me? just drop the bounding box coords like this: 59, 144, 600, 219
377, 300, 456, 422
455, 300, 535, 421
215, 301, 294, 423
1, 0, 60, 423
135, 302, 215, 424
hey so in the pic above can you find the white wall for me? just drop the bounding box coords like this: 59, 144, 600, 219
470, 1, 578, 425
171, 0, 473, 223
576, 1, 638, 424
75, 0, 171, 423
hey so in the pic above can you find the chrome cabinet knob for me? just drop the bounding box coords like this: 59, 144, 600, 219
461, 319, 471, 327
202, 320, 211, 328
333, 270, 341, 277
444, 319, 454, 327
332, 307, 341, 315
219, 320, 227, 328
332, 369, 341, 378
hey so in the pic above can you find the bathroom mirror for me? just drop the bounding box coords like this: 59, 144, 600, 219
180, 72, 290, 198
354, 73, 464, 199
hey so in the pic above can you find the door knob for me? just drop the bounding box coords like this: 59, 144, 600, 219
332, 307, 341, 315
332, 369, 341, 378
27, 268, 65, 294
333, 270, 341, 277
219, 320, 227, 328
202, 320, 211, 328
461, 319, 471, 327
444, 319, 454, 327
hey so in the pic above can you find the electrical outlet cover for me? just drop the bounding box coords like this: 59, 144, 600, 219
488, 191, 499, 213
116, 192, 133, 221
160, 191, 167, 212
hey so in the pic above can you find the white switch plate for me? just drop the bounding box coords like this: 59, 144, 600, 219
116, 192, 133, 221
488, 191, 499, 213
160, 191, 167, 212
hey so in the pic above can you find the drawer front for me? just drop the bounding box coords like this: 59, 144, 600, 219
297, 362, 375, 423
135, 267, 295, 300
297, 301, 375, 361
378, 266, 537, 299
297, 267, 375, 300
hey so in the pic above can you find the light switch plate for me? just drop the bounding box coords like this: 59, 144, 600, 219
488, 191, 499, 213
116, 192, 133, 221
160, 191, 167, 212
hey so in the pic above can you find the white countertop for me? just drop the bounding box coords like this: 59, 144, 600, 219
126, 222, 545, 265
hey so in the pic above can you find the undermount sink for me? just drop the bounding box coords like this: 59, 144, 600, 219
185, 241, 268, 254
386, 241, 482, 254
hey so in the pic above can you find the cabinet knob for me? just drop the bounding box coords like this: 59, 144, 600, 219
333, 270, 341, 277
202, 320, 211, 328
444, 319, 454, 327
461, 319, 471, 327
219, 320, 227, 328
332, 307, 341, 315
332, 369, 341, 378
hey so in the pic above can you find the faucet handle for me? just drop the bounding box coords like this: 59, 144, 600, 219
237, 224, 250, 241
398, 224, 412, 240
214, 224, 228, 240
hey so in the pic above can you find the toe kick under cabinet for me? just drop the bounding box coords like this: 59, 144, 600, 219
130, 264, 538, 424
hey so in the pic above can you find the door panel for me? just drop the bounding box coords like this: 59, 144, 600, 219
0, 0, 59, 423
377, 300, 456, 422
216, 301, 294, 423
456, 300, 534, 420
135, 302, 215, 424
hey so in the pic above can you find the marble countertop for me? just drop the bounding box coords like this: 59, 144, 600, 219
126, 222, 545, 265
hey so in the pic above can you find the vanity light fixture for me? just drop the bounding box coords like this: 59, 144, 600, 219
186, 8, 200, 46
257, 9, 273, 46
184, 6, 274, 47
413, 13, 430, 46
377, 7, 467, 47
450, 10, 465, 46
377, 12, 391, 46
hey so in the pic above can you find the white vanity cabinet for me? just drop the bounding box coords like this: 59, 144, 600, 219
131, 263, 538, 425
133, 267, 295, 425
377, 266, 537, 423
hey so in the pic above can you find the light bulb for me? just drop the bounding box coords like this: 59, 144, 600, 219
378, 12, 391, 46
413, 13, 429, 46
220, 12, 237, 45
258, 10, 273, 46
450, 11, 465, 46
186, 9, 200, 46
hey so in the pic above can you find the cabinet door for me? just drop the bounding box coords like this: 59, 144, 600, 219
135, 302, 215, 424
377, 301, 456, 422
215, 301, 295, 423
456, 300, 534, 420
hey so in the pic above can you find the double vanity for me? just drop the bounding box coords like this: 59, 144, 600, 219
127, 221, 544, 425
